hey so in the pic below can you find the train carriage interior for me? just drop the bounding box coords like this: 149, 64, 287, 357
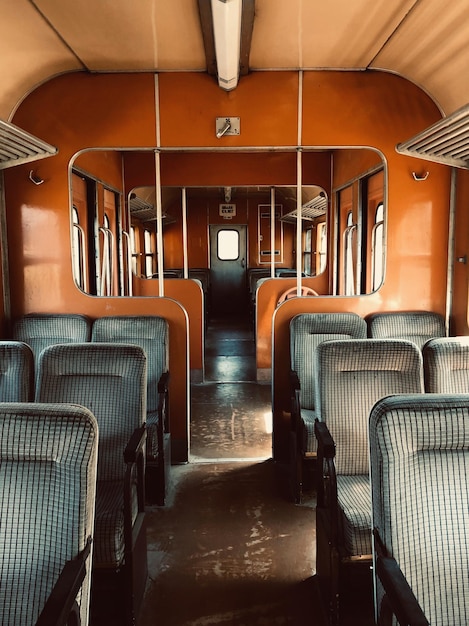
0, 1, 468, 625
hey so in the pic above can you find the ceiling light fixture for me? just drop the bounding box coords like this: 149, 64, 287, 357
210, 0, 242, 91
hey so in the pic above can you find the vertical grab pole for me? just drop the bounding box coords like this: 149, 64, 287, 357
155, 149, 164, 297
296, 70, 303, 296
182, 187, 188, 279
270, 187, 275, 278
446, 167, 457, 335
296, 148, 302, 296
154, 74, 164, 297
122, 230, 133, 296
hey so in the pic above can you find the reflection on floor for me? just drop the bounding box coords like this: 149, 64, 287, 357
142, 461, 320, 626
191, 382, 272, 461
204, 315, 257, 383
140, 314, 374, 626
192, 314, 272, 461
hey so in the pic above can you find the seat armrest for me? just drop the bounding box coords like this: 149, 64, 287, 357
158, 371, 170, 433
315, 419, 336, 458
376, 553, 429, 626
315, 419, 338, 533
124, 426, 147, 534
158, 370, 169, 394
36, 537, 92, 626
290, 369, 300, 393
290, 370, 301, 432
124, 425, 147, 463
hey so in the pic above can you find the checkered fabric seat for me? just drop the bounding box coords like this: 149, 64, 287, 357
35, 342, 148, 626
0, 341, 34, 401
370, 393, 469, 626
0, 402, 98, 626
366, 310, 445, 350
314, 339, 424, 625
288, 312, 367, 502
12, 313, 92, 375
92, 315, 170, 505
423, 336, 469, 393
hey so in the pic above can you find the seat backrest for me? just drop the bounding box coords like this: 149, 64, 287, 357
188, 269, 210, 294
366, 311, 445, 350
35, 343, 146, 481
249, 269, 270, 297
11, 313, 92, 368
0, 402, 98, 626
0, 341, 34, 401
423, 336, 469, 393
369, 393, 469, 626
91, 316, 168, 414
315, 339, 424, 475
290, 313, 367, 410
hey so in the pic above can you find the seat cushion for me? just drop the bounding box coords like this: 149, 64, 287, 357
337, 474, 372, 557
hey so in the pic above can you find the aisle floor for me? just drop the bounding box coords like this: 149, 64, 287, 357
139, 315, 374, 626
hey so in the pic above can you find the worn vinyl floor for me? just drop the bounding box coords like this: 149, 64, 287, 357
139, 314, 374, 626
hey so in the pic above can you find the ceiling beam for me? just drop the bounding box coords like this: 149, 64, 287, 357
198, 0, 217, 77
240, 0, 255, 76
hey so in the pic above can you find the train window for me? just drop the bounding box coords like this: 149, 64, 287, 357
371, 202, 384, 290
334, 160, 385, 295
70, 148, 384, 297
303, 218, 327, 276
71, 206, 85, 290
303, 228, 312, 275
317, 222, 327, 274
130, 226, 138, 275
217, 229, 239, 261
344, 211, 357, 295
143, 229, 155, 277
99, 213, 113, 296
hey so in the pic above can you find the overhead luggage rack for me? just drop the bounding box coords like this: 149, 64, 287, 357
281, 194, 328, 223
396, 103, 469, 169
0, 119, 57, 170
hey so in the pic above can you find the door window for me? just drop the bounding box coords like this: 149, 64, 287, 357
217, 229, 239, 260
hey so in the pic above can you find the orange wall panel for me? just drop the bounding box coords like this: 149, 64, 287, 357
158, 72, 299, 148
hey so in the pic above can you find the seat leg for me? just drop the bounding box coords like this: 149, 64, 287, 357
127, 514, 148, 625
145, 434, 171, 506
316, 507, 340, 626
289, 430, 303, 503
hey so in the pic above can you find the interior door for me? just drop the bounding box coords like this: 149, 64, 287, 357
209, 225, 247, 315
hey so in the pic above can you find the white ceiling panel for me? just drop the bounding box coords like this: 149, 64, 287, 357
0, 0, 82, 119
33, 0, 206, 71
0, 0, 467, 121
250, 0, 418, 69
372, 0, 469, 115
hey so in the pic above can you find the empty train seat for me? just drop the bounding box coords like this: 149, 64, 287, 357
11, 313, 92, 371
92, 315, 170, 506
35, 343, 148, 626
314, 338, 424, 624
366, 310, 446, 350
288, 312, 367, 503
0, 402, 98, 626
0, 341, 34, 401
370, 393, 469, 625
423, 335, 469, 392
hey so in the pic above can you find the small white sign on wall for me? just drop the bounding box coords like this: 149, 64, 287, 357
219, 203, 236, 217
